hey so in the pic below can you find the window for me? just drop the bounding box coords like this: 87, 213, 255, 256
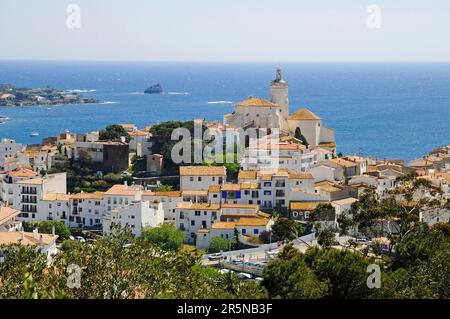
190, 177, 194, 182
254, 229, 259, 235
198, 177, 202, 182
242, 229, 247, 234
191, 220, 195, 226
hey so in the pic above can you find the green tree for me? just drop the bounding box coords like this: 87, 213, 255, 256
140, 224, 184, 251
208, 237, 237, 253
156, 184, 173, 192
304, 247, 375, 299
149, 121, 208, 173
0, 228, 268, 299
316, 228, 338, 249
262, 245, 327, 298
272, 218, 298, 241
76, 150, 93, 167
294, 127, 309, 148
99, 124, 131, 143
23, 221, 71, 241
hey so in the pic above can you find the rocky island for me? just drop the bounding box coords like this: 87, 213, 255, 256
144, 83, 163, 94
0, 84, 101, 106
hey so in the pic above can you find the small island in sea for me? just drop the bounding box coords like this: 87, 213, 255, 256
144, 83, 163, 94
0, 84, 101, 106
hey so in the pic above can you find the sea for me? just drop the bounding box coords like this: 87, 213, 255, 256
0, 60, 449, 162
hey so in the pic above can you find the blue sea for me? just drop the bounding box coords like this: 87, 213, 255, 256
0, 61, 449, 161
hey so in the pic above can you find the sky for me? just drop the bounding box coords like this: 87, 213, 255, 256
1, 0, 450, 62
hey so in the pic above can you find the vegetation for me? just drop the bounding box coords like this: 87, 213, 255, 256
208, 237, 237, 253
156, 184, 174, 192
149, 121, 208, 174
140, 224, 185, 251
0, 229, 267, 299
271, 218, 299, 241
23, 221, 71, 241
0, 84, 100, 107
48, 157, 132, 193
294, 127, 309, 148
99, 124, 131, 143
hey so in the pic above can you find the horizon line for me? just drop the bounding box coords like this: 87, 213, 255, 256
1, 58, 450, 64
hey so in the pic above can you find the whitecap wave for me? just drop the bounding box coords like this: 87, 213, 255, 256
100, 101, 120, 105
167, 92, 190, 95
65, 89, 97, 93
207, 101, 233, 104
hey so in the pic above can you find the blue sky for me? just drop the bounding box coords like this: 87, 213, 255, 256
1, 0, 449, 62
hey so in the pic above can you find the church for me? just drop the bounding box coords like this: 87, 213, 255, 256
223, 68, 336, 153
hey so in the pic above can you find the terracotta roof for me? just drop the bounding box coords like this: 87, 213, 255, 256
130, 130, 148, 136
240, 182, 260, 190
176, 202, 221, 210
0, 231, 58, 246
238, 170, 257, 180
197, 228, 210, 233
42, 193, 71, 201
289, 172, 314, 180
154, 191, 182, 197
221, 203, 259, 210
318, 142, 336, 148
236, 217, 269, 227
329, 158, 358, 168
208, 185, 222, 193
16, 178, 44, 185
0, 206, 20, 225
211, 222, 236, 230
236, 97, 276, 108
8, 168, 38, 178
105, 184, 141, 196
182, 190, 208, 196
332, 197, 358, 206
288, 108, 321, 121
290, 202, 323, 211
222, 184, 241, 191
180, 166, 226, 176
70, 192, 104, 200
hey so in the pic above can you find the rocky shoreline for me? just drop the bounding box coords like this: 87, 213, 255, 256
0, 84, 102, 106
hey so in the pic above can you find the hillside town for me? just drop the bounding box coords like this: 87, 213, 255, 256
0, 69, 449, 279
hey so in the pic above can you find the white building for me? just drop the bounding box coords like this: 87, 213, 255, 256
103, 200, 164, 237
179, 166, 226, 191
14, 173, 67, 222
224, 68, 335, 153
142, 191, 183, 221
0, 229, 58, 262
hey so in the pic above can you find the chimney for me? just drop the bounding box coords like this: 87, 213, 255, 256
21, 228, 24, 241
52, 226, 55, 236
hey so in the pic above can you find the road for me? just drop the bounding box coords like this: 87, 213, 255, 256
202, 233, 355, 266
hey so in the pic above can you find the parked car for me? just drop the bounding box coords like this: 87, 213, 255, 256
237, 273, 253, 280
208, 253, 223, 261
75, 236, 86, 243
231, 258, 243, 264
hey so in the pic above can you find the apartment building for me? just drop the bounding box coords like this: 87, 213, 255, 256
179, 166, 226, 191
103, 200, 164, 237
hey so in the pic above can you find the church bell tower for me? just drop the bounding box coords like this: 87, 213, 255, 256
270, 67, 289, 122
